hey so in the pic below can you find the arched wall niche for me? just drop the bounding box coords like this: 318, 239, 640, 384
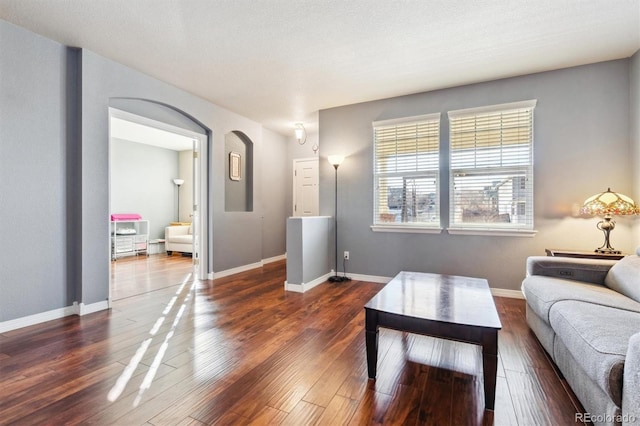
225, 130, 254, 212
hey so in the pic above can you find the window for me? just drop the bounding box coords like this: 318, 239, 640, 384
448, 100, 536, 233
372, 113, 441, 231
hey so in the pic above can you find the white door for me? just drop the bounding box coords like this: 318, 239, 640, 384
293, 158, 319, 216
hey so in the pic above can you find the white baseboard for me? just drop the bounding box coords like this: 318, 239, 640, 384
0, 306, 76, 333
213, 261, 263, 279
79, 300, 110, 315
490, 288, 525, 299
328, 272, 525, 299
0, 299, 110, 333
284, 272, 332, 293
211, 254, 287, 280
263, 254, 286, 264
342, 273, 392, 284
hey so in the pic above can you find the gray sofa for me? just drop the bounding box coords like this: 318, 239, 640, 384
521, 248, 640, 426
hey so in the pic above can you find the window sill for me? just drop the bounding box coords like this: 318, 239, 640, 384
446, 228, 538, 237
371, 225, 443, 234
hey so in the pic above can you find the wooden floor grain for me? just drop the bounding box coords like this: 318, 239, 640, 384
0, 256, 586, 425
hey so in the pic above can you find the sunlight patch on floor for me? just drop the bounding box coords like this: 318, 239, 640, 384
107, 273, 194, 404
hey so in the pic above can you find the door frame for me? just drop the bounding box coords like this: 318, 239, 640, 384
108, 108, 208, 303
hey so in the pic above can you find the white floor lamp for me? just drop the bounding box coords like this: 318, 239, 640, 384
173, 178, 184, 221
327, 155, 347, 283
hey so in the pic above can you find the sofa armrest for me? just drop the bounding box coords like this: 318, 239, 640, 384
525, 256, 617, 285
623, 332, 640, 424
165, 225, 190, 238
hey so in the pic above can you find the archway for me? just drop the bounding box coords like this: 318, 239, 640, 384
107, 99, 210, 300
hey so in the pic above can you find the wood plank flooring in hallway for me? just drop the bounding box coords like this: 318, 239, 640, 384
0, 259, 585, 425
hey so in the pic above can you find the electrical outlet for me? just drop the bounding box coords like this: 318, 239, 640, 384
344, 251, 350, 260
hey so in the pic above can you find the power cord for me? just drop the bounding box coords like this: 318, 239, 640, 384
342, 257, 352, 281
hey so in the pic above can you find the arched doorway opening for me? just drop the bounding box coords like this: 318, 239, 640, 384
107, 102, 210, 300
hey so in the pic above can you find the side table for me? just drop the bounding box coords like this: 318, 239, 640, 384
545, 248, 626, 260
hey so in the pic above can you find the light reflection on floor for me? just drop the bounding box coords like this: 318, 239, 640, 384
107, 273, 194, 405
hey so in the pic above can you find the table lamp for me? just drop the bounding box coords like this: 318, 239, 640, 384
581, 188, 638, 254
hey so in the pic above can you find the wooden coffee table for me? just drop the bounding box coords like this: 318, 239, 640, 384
364, 271, 502, 410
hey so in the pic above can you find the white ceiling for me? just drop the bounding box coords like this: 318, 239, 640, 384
1, 1, 639, 136
110, 117, 194, 151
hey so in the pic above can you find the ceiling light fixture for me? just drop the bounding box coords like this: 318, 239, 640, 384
295, 123, 307, 145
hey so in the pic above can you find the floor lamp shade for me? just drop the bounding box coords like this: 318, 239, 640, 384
328, 155, 344, 167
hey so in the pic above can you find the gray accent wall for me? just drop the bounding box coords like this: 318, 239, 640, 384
319, 59, 637, 291
0, 19, 287, 323
0, 20, 75, 321
110, 139, 178, 239
178, 150, 194, 223
287, 111, 320, 218
262, 128, 288, 259
80, 49, 268, 304
286, 217, 331, 285
631, 50, 640, 245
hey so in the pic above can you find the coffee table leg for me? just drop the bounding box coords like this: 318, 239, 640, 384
482, 330, 499, 410
365, 309, 378, 379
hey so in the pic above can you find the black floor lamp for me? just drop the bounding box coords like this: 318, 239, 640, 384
327, 155, 347, 283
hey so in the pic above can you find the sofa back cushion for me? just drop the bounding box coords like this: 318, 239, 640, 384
604, 254, 640, 303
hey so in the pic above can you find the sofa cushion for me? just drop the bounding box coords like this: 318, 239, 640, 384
605, 255, 640, 303
522, 275, 640, 324
526, 256, 615, 284
549, 300, 640, 406
168, 235, 193, 244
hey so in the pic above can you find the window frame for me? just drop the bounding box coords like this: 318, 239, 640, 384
447, 100, 537, 237
371, 113, 443, 234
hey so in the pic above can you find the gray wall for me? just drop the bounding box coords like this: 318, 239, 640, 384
80, 48, 270, 304
0, 21, 75, 321
262, 128, 288, 259
0, 19, 287, 322
286, 217, 331, 285
178, 150, 193, 223
287, 126, 320, 217
319, 59, 637, 291
631, 51, 640, 245
110, 139, 178, 239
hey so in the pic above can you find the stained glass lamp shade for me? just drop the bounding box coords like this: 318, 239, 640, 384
581, 188, 638, 254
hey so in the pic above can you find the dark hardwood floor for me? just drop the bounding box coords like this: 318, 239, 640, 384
110, 253, 195, 301
0, 257, 586, 425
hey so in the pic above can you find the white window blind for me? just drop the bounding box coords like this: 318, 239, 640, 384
448, 100, 536, 230
373, 113, 440, 227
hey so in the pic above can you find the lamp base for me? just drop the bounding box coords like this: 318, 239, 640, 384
595, 248, 622, 255
594, 216, 621, 255
328, 275, 351, 283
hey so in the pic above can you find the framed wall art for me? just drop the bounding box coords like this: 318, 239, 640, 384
229, 152, 241, 181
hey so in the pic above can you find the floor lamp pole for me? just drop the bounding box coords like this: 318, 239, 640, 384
173, 178, 184, 222
328, 162, 345, 283
176, 185, 181, 221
